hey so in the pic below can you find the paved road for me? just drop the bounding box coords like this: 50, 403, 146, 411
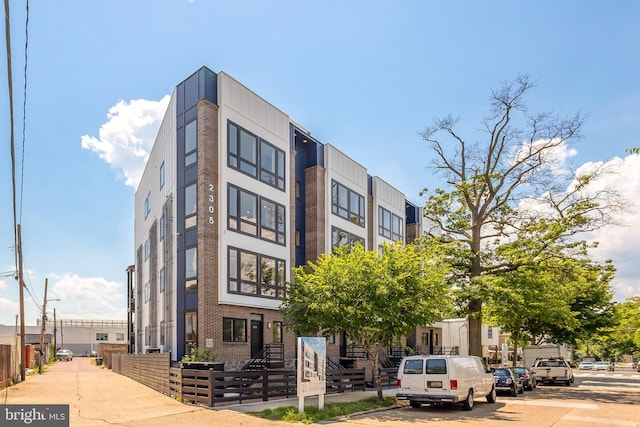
2, 359, 639, 426
330, 368, 640, 427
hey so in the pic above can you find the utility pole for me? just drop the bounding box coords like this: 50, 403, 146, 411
17, 224, 26, 382
53, 308, 57, 353
60, 318, 64, 349
39, 278, 48, 373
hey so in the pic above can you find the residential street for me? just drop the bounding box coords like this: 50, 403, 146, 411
2, 358, 640, 426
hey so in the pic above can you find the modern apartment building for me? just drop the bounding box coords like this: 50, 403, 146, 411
132, 66, 432, 365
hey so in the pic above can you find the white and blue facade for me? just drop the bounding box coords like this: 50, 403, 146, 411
133, 66, 433, 365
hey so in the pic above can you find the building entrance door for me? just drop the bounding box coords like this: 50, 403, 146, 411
250, 314, 264, 358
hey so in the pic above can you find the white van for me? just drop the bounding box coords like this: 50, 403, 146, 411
396, 355, 496, 410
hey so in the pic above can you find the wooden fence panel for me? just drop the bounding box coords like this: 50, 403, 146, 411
113, 354, 368, 407
0, 344, 12, 389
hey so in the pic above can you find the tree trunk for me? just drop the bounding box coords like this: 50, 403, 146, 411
373, 346, 383, 401
511, 328, 520, 367
468, 299, 483, 357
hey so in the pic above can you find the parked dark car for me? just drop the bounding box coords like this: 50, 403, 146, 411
492, 367, 524, 397
513, 367, 535, 391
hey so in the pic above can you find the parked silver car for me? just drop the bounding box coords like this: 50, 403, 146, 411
56, 349, 73, 361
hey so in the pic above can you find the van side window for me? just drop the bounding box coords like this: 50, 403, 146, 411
404, 359, 424, 374
425, 359, 447, 374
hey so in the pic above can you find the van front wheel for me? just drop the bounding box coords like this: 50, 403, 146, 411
462, 390, 474, 411
409, 400, 421, 409
486, 386, 496, 403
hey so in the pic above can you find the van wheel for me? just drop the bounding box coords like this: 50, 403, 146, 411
462, 390, 474, 411
486, 386, 497, 403
409, 400, 421, 409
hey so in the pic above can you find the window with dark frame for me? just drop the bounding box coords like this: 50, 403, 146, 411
227, 121, 285, 190
273, 321, 284, 343
185, 183, 197, 229
223, 317, 247, 342
228, 247, 286, 299
331, 180, 365, 226
185, 247, 197, 293
378, 206, 404, 242
228, 184, 285, 245
185, 311, 197, 353
331, 226, 364, 249
184, 120, 197, 167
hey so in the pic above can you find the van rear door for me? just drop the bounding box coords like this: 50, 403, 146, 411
399, 358, 424, 392
424, 358, 449, 392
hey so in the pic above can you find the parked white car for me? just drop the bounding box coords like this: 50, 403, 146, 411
578, 360, 594, 370
396, 355, 496, 411
592, 361, 614, 371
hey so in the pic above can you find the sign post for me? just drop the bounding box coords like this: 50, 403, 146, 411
297, 337, 327, 413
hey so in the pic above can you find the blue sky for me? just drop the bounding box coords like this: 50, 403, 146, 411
1, 1, 639, 326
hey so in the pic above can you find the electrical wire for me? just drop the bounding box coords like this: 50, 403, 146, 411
19, 0, 28, 223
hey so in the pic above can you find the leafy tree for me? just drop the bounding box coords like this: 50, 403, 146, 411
583, 297, 640, 360
280, 242, 451, 400
484, 256, 615, 365
419, 75, 623, 356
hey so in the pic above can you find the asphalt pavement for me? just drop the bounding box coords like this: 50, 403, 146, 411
1, 357, 393, 426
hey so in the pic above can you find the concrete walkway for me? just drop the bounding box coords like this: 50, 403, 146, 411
1, 357, 394, 426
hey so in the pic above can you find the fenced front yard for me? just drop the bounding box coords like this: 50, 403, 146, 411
112, 353, 392, 407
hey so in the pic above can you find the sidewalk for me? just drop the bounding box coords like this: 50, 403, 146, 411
1, 357, 393, 426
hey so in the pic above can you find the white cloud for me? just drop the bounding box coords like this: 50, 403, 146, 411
581, 154, 640, 301
513, 138, 578, 177
48, 273, 127, 320
0, 295, 19, 318
81, 95, 170, 188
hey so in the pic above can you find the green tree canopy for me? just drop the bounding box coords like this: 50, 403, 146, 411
484, 255, 615, 365
280, 241, 451, 400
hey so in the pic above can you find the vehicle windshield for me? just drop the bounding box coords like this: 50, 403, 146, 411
493, 368, 510, 376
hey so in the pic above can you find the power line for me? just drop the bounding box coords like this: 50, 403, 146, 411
19, 0, 28, 223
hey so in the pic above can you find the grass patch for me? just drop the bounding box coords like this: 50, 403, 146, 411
254, 396, 397, 424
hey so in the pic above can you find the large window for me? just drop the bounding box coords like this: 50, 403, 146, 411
223, 317, 247, 342
185, 247, 197, 293
331, 180, 365, 226
228, 184, 285, 245
331, 226, 364, 249
185, 183, 197, 229
159, 214, 165, 240
378, 206, 404, 242
185, 120, 197, 166
228, 247, 286, 298
228, 121, 285, 190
